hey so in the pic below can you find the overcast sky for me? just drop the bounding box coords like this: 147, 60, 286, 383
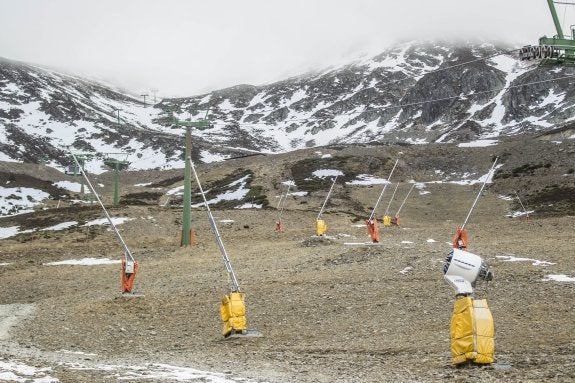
0, 0, 572, 97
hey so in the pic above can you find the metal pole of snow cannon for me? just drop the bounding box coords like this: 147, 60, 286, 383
514, 190, 530, 221
316, 176, 337, 236
368, 159, 399, 222
189, 159, 240, 293
394, 183, 416, 225
383, 182, 400, 227
190, 159, 260, 338
461, 158, 499, 231
276, 184, 291, 233
316, 176, 338, 221
454, 158, 499, 250
70, 153, 140, 296
366, 159, 398, 242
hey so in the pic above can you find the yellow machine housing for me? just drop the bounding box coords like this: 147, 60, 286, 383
383, 215, 392, 226
315, 219, 327, 236
220, 292, 247, 337
450, 297, 495, 365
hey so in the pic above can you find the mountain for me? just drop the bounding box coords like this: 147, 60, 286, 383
1, 41, 575, 173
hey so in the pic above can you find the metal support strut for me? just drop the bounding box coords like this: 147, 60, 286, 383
189, 159, 240, 293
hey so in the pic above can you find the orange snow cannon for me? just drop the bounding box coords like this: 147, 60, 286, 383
453, 227, 468, 250
121, 258, 139, 294
275, 221, 283, 234
366, 217, 380, 243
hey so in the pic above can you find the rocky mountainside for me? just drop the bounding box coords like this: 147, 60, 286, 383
1, 41, 575, 172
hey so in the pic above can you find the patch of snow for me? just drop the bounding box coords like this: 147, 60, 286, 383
542, 274, 575, 282
45, 257, 121, 266
0, 226, 20, 239
496, 255, 555, 266
288, 191, 308, 197
41, 221, 78, 231
66, 362, 258, 383
426, 239, 437, 243
53, 181, 84, 193
235, 203, 263, 209
346, 174, 389, 185
0, 360, 57, 383
0, 186, 50, 216
506, 210, 534, 218
458, 139, 498, 148
399, 266, 413, 274
200, 150, 229, 163
401, 241, 414, 244
166, 185, 184, 196
84, 217, 133, 226
312, 169, 344, 178
134, 182, 152, 187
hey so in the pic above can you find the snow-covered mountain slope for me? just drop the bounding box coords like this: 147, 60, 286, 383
1, 41, 575, 172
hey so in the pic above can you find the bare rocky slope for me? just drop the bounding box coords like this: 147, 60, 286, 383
0, 136, 573, 382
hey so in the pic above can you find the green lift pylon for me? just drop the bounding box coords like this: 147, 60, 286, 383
103, 153, 130, 208
67, 153, 92, 197
172, 109, 210, 247
520, 0, 575, 65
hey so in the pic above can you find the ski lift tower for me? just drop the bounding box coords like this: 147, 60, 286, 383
520, 0, 575, 65
103, 153, 130, 208
67, 153, 93, 196
172, 109, 210, 247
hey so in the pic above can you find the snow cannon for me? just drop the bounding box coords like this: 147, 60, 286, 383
443, 248, 494, 365
121, 257, 139, 295
382, 215, 392, 227
190, 158, 262, 339
443, 248, 493, 297
220, 292, 247, 337
452, 227, 468, 250
315, 219, 327, 236
366, 217, 379, 243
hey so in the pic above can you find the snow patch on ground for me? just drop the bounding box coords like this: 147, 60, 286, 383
312, 169, 344, 178
0, 186, 50, 216
41, 221, 78, 231
65, 362, 258, 383
346, 174, 389, 185
0, 360, 57, 383
0, 226, 20, 239
399, 266, 413, 274
542, 274, 575, 282
458, 139, 498, 148
496, 255, 555, 266
45, 257, 121, 266
84, 217, 133, 226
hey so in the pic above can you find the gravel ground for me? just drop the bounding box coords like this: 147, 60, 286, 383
0, 196, 573, 382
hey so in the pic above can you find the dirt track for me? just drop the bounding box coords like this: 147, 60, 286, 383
0, 185, 574, 382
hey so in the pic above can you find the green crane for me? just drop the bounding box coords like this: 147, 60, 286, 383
172, 108, 210, 247
520, 0, 575, 65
